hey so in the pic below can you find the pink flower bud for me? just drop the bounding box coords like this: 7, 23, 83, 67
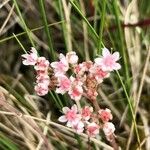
103, 122, 115, 141
98, 108, 113, 122
81, 106, 93, 121
86, 122, 100, 137
66, 51, 78, 64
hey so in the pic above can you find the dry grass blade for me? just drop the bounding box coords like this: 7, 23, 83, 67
0, 111, 114, 150
0, 4, 14, 35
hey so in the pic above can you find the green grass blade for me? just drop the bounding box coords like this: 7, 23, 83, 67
13, 33, 27, 53
116, 71, 141, 147
38, 0, 55, 60
69, 0, 98, 40
0, 21, 64, 44
0, 132, 19, 150
13, 0, 35, 47
112, 0, 130, 89
98, 0, 107, 54
57, 0, 68, 52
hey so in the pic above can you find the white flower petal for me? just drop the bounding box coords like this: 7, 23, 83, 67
62, 107, 70, 114
71, 104, 77, 112
56, 88, 65, 94
112, 52, 119, 61
66, 121, 72, 127
22, 54, 28, 58
59, 53, 65, 60
113, 63, 121, 70
31, 47, 37, 54
58, 116, 67, 122
102, 48, 110, 57
50, 62, 57, 68
94, 58, 102, 65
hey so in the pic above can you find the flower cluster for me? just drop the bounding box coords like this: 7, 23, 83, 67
58, 105, 115, 140
22, 47, 50, 96
22, 47, 121, 142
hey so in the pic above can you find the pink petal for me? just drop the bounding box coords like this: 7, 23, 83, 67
102, 48, 110, 57
58, 116, 67, 122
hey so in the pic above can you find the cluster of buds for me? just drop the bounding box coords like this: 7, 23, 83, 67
22, 47, 121, 142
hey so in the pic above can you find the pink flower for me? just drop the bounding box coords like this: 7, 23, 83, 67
95, 48, 121, 71
81, 106, 93, 121
56, 75, 71, 94
86, 122, 100, 137
36, 75, 50, 86
34, 57, 50, 71
72, 121, 84, 133
58, 105, 81, 127
98, 108, 113, 122
22, 47, 38, 65
34, 83, 49, 96
51, 54, 69, 76
68, 77, 83, 101
90, 64, 109, 83
66, 51, 78, 64
103, 122, 115, 137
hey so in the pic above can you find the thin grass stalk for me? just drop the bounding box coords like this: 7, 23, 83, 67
112, 0, 130, 89
57, 0, 68, 52
0, 4, 14, 35
53, 92, 64, 108
98, 0, 107, 54
48, 92, 62, 110
13, 0, 35, 47
69, 0, 98, 39
116, 71, 141, 149
79, 0, 90, 60
93, 0, 99, 30
127, 46, 150, 150
61, 0, 72, 52
0, 111, 114, 150
0, 21, 64, 44
38, 0, 55, 60
69, 0, 104, 56
13, 33, 27, 53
